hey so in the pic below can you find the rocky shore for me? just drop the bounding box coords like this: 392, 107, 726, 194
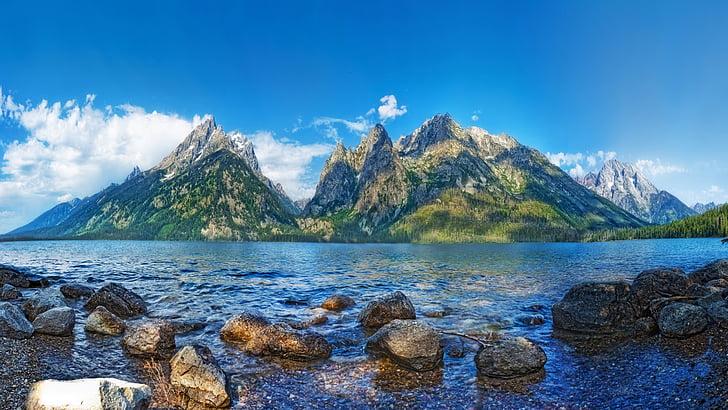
2, 259, 728, 408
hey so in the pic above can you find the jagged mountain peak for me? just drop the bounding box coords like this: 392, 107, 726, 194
395, 113, 462, 157
125, 165, 142, 182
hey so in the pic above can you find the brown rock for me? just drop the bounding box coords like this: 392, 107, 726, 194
85, 306, 126, 335
121, 320, 175, 359
321, 294, 355, 311
170, 345, 230, 408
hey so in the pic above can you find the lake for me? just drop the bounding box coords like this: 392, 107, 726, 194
1, 238, 726, 408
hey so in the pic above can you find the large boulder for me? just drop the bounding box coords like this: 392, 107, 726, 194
474, 337, 547, 379
629, 267, 690, 317
170, 345, 230, 408
25, 377, 151, 410
86, 305, 127, 335
0, 283, 21, 300
689, 259, 728, 285
358, 291, 416, 328
552, 281, 635, 334
321, 294, 356, 311
60, 284, 95, 299
0, 302, 34, 339
121, 320, 176, 359
85, 283, 147, 319
220, 310, 270, 342
707, 301, 728, 328
23, 288, 66, 321
657, 302, 708, 338
365, 319, 443, 371
0, 265, 31, 288
246, 323, 332, 361
33, 306, 75, 336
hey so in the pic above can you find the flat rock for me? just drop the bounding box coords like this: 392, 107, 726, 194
0, 301, 34, 339
85, 283, 147, 319
33, 306, 75, 336
60, 284, 95, 299
358, 291, 416, 329
366, 319, 443, 371
85, 305, 126, 335
0, 283, 21, 300
23, 288, 66, 321
246, 323, 332, 361
220, 310, 271, 342
25, 377, 151, 410
321, 294, 356, 311
657, 302, 708, 338
474, 336, 547, 379
121, 319, 176, 359
170, 345, 230, 408
629, 267, 690, 317
552, 281, 635, 334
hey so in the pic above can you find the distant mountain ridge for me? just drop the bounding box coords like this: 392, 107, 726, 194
576, 159, 696, 224
692, 202, 723, 214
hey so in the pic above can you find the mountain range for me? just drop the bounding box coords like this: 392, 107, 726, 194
5, 114, 658, 242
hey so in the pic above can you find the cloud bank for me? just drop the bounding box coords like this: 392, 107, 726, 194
310, 94, 407, 141
546, 150, 617, 178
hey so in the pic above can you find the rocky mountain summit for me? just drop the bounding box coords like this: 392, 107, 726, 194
693, 202, 722, 214
576, 159, 696, 224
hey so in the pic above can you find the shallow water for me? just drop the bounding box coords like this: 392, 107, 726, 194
1, 239, 727, 408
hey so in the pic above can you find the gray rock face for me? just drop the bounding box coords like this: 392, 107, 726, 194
358, 291, 416, 329
60, 284, 95, 299
321, 293, 356, 311
246, 323, 332, 361
25, 377, 151, 410
576, 159, 696, 224
0, 302, 34, 339
366, 319, 443, 371
33, 306, 75, 336
552, 281, 635, 334
85, 305, 126, 335
689, 259, 728, 285
170, 345, 230, 408
474, 337, 547, 379
304, 142, 358, 216
121, 320, 176, 359
657, 302, 708, 338
706, 301, 728, 328
85, 283, 147, 319
23, 288, 66, 321
629, 267, 690, 317
0, 266, 31, 288
220, 310, 271, 342
0, 283, 21, 300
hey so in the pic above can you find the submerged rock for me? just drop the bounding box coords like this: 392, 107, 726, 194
474, 337, 547, 379
170, 345, 230, 408
85, 283, 147, 319
246, 323, 332, 361
33, 306, 75, 336
689, 259, 728, 285
121, 319, 176, 359
60, 283, 95, 299
552, 281, 635, 334
657, 302, 708, 338
289, 313, 328, 330
220, 310, 271, 342
0, 283, 21, 300
629, 267, 690, 317
321, 294, 356, 311
85, 305, 126, 335
0, 302, 34, 339
366, 319, 443, 371
23, 288, 67, 321
25, 377, 151, 410
358, 291, 416, 328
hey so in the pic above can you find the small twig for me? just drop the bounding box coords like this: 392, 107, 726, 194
440, 331, 495, 347
651, 295, 699, 312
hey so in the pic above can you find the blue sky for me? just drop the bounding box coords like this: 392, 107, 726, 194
1, 1, 727, 232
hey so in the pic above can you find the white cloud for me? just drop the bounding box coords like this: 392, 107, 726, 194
546, 150, 619, 180
635, 158, 687, 177
471, 115, 479, 121
313, 116, 372, 138
569, 164, 586, 178
377, 95, 407, 122
546, 152, 584, 167
0, 90, 200, 233
247, 131, 333, 200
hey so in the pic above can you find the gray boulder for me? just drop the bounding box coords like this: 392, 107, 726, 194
246, 323, 332, 361
25, 377, 151, 410
85, 283, 147, 319
220, 310, 270, 342
33, 306, 75, 336
634, 317, 659, 336
0, 302, 34, 339
689, 259, 728, 285
365, 319, 443, 371
121, 320, 176, 359
358, 291, 416, 328
0, 266, 31, 288
552, 281, 635, 334
474, 336, 547, 379
629, 267, 690, 317
60, 283, 95, 299
0, 283, 21, 300
707, 301, 728, 328
85, 305, 126, 335
321, 294, 356, 311
657, 302, 708, 338
23, 288, 66, 321
170, 345, 230, 408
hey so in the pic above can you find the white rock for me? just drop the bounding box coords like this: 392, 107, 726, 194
25, 377, 151, 410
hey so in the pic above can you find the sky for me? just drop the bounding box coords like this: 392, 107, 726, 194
1, 0, 727, 233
